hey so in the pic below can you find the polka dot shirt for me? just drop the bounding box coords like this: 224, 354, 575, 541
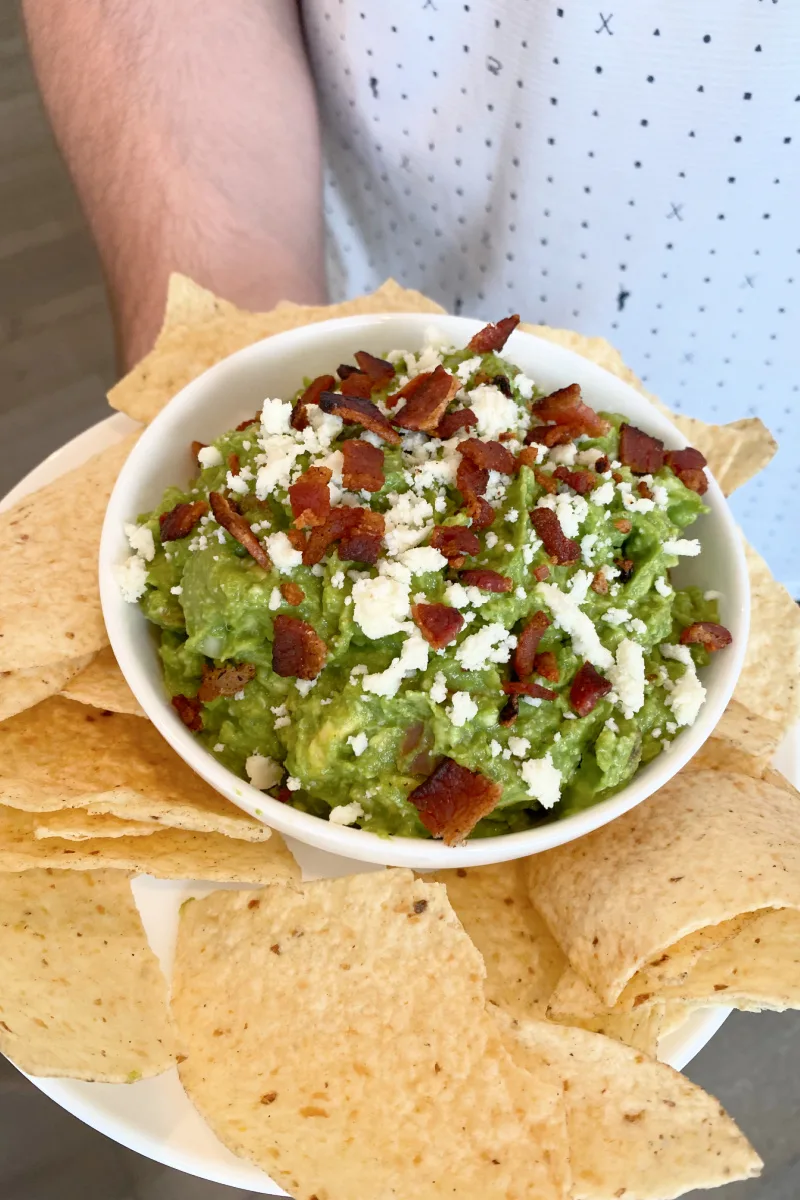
302, 1, 799, 591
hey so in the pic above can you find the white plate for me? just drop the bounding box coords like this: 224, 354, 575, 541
3, 415, 796, 1195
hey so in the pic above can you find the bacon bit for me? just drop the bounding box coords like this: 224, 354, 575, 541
570, 661, 612, 716
530, 508, 581, 564
591, 570, 609, 595
532, 564, 551, 582
470, 498, 495, 529
412, 603, 464, 649
286, 528, 307, 553
498, 431, 516, 442
595, 455, 610, 473
613, 518, 633, 534
615, 557, 635, 584
391, 367, 460, 432
502, 680, 558, 700
499, 693, 519, 726
354, 350, 395, 387
456, 456, 496, 528
458, 437, 516, 475
666, 447, 709, 495
534, 467, 558, 495
280, 582, 305, 606
553, 465, 596, 495
272, 615, 327, 680
534, 650, 559, 682
532, 383, 610, 438
338, 509, 385, 564
209, 491, 271, 570
492, 374, 513, 397
516, 446, 539, 470
612, 471, 624, 484
459, 569, 513, 593
289, 465, 332, 529
228, 453, 240, 476
159, 500, 209, 542
619, 423, 666, 475
274, 787, 292, 804
291, 374, 335, 432
339, 373, 374, 400
197, 662, 256, 702
319, 392, 401, 444
337, 363, 359, 380
525, 424, 574, 448
679, 622, 732, 652
430, 525, 481, 567
638, 480, 654, 500
341, 439, 385, 492
235, 414, 260, 432
436, 408, 478, 439
467, 314, 520, 353
172, 694, 203, 731
408, 757, 502, 844
190, 440, 206, 459
514, 611, 551, 678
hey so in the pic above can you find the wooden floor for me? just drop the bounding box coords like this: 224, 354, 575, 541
0, 3, 798, 1199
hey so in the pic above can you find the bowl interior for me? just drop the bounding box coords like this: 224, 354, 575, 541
100, 313, 749, 868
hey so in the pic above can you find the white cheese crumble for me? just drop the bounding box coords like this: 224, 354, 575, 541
537, 581, 614, 670
590, 480, 615, 507
580, 533, 598, 567
352, 574, 411, 639
245, 754, 282, 790
268, 587, 282, 611
704, 589, 723, 601
603, 607, 631, 627
362, 631, 429, 698
548, 442, 578, 467
447, 691, 478, 727
505, 508, 519, 524
520, 753, 562, 809
260, 397, 293, 434
508, 736, 530, 758
663, 538, 702, 557
124, 523, 155, 562
469, 382, 522, 440
170, 585, 183, 596
266, 531, 302, 572
197, 445, 223, 468
535, 491, 589, 539
604, 717, 619, 734
429, 671, 448, 704
485, 531, 499, 549
296, 678, 317, 696
456, 355, 482, 384
227, 471, 249, 495
654, 576, 673, 598
490, 739, 502, 758
347, 732, 369, 757
383, 492, 434, 557
115, 554, 148, 603
661, 642, 707, 727
399, 545, 448, 574
328, 801, 365, 826
576, 447, 605, 468
455, 623, 517, 670
515, 373, 535, 400
608, 638, 646, 717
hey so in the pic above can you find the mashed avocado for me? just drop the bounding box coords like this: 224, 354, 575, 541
119, 323, 725, 840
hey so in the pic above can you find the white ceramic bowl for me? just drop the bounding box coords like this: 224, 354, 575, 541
100, 313, 749, 868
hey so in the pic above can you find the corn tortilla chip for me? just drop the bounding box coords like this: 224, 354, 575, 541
0, 435, 139, 672
172, 870, 569, 1200
0, 697, 272, 842
0, 654, 93, 723
0, 805, 299, 883
734, 539, 800, 738
687, 700, 784, 778
33, 810, 159, 840
0, 869, 175, 1082
494, 1008, 761, 1199
109, 275, 445, 424
525, 769, 800, 1006
60, 646, 144, 717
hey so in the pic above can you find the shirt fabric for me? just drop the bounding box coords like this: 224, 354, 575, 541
302, 0, 800, 592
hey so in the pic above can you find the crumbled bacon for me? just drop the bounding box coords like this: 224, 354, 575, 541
570, 661, 612, 716
172, 694, 203, 731
337, 363, 359, 380
197, 662, 256, 702
514, 611, 550, 678
595, 455, 610, 473
591, 570, 609, 595
638, 480, 654, 500
280, 582, 305, 606
492, 374, 513, 397
228, 453, 240, 476
319, 391, 401, 444
532, 564, 551, 582
209, 491, 271, 569
341, 438, 385, 492
303, 506, 385, 566
553, 465, 596, 495
430, 525, 480, 568
458, 437, 516, 475
191, 440, 206, 458
619, 423, 666, 475
235, 414, 260, 432
459, 569, 513, 593
531, 383, 610, 438
615, 557, 635, 583
499, 693, 519, 726
159, 500, 209, 542
408, 757, 502, 844
679, 622, 732, 652
412, 603, 464, 649
534, 467, 558, 495
501, 680, 558, 700
339, 372, 374, 399
290, 374, 335, 432
456, 456, 494, 528
516, 446, 539, 470
530, 508, 581, 564
286, 528, 307, 553
289, 465, 332, 529
272, 615, 327, 679
534, 650, 559, 682
436, 408, 478, 440
390, 366, 460, 432
354, 350, 395, 387
613, 518, 632, 534
467, 314, 520, 353
525, 425, 575, 448
666, 447, 709, 495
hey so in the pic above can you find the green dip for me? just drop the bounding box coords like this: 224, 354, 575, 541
119, 328, 722, 839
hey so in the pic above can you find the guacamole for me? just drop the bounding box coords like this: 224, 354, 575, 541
118, 318, 731, 841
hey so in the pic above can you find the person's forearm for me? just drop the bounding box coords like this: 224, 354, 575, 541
22, 0, 326, 368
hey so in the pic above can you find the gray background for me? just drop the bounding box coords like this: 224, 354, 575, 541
0, 2, 798, 1196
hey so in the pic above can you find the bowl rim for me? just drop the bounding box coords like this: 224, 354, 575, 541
100, 311, 750, 868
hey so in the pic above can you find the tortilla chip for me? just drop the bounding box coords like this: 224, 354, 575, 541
0, 869, 175, 1081
524, 324, 776, 495
0, 435, 139, 673
495, 1009, 761, 1199
0, 654, 93, 723
60, 646, 144, 717
688, 699, 783, 779
524, 769, 800, 1006
0, 805, 299, 883
0, 697, 271, 842
109, 275, 445, 424
172, 870, 569, 1200
33, 810, 159, 840
734, 539, 800, 738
